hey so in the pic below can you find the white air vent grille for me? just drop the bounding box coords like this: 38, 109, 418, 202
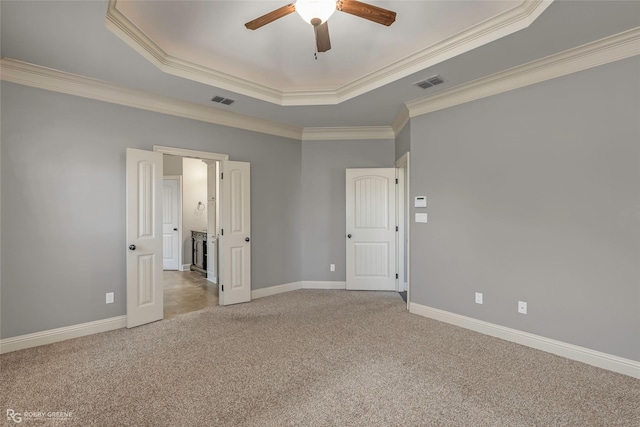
415, 75, 445, 90
211, 96, 235, 105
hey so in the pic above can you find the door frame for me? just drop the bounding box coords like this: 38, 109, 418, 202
125, 145, 232, 327
395, 152, 410, 309
162, 175, 183, 271
154, 145, 229, 162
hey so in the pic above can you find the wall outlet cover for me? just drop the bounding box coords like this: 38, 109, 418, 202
518, 301, 527, 314
475, 292, 483, 304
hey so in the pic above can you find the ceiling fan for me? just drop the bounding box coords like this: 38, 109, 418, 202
244, 0, 396, 53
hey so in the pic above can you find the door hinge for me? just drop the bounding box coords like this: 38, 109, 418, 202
396, 226, 399, 232
396, 274, 399, 279
221, 173, 224, 180
221, 285, 224, 292
395, 178, 398, 184
221, 229, 224, 236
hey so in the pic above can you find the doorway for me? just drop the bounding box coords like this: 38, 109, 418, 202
162, 156, 218, 318
344, 160, 410, 307
125, 146, 252, 328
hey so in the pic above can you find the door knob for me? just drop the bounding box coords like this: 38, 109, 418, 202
245, 237, 250, 242
173, 228, 178, 231
129, 245, 136, 250
347, 234, 352, 239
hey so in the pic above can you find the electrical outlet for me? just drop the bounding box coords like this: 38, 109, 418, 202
518, 300, 527, 314
106, 292, 114, 304
475, 292, 483, 304
330, 264, 335, 272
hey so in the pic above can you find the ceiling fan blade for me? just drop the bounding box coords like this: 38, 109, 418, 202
337, 0, 396, 26
312, 20, 331, 53
244, 3, 296, 30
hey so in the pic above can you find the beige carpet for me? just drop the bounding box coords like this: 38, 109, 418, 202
1, 290, 638, 426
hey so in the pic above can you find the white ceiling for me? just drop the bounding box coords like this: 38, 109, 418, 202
111, 0, 521, 93
1, 1, 639, 130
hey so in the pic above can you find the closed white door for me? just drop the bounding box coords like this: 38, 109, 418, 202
126, 148, 164, 328
346, 168, 397, 291
162, 177, 180, 270
218, 160, 251, 305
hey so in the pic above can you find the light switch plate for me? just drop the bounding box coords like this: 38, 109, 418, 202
414, 196, 427, 208
415, 213, 428, 223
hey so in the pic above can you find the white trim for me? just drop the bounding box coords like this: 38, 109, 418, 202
392, 107, 410, 136
251, 281, 348, 299
3, 26, 636, 142
105, 0, 551, 106
395, 152, 411, 310
409, 303, 640, 379
302, 127, 395, 141
2, 28, 636, 142
0, 316, 127, 354
0, 58, 302, 141
406, 27, 640, 118
252, 282, 303, 299
180, 264, 191, 272
302, 281, 347, 290
154, 146, 229, 161
207, 276, 218, 285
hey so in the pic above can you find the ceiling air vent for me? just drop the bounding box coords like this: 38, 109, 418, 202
211, 96, 235, 105
414, 75, 445, 90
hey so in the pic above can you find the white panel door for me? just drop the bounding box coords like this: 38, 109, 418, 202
346, 168, 397, 291
218, 161, 251, 305
162, 177, 180, 270
126, 148, 164, 328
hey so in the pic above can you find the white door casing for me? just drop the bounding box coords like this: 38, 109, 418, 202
162, 177, 181, 270
205, 161, 218, 283
218, 160, 251, 305
346, 168, 397, 291
126, 148, 164, 328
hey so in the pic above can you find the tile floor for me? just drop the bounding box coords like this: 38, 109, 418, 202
163, 270, 218, 319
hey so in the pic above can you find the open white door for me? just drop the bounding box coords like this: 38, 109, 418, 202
218, 160, 251, 305
346, 168, 397, 291
162, 177, 181, 270
126, 148, 164, 328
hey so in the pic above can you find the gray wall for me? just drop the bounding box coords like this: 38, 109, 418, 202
395, 121, 411, 161
301, 139, 395, 281
408, 57, 640, 361
1, 82, 302, 338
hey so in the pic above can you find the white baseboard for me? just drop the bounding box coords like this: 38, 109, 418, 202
207, 275, 217, 285
251, 281, 347, 299
0, 316, 127, 355
252, 281, 303, 299
302, 281, 346, 290
409, 303, 640, 379
180, 264, 191, 272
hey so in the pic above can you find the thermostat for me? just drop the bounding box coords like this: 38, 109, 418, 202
414, 196, 427, 208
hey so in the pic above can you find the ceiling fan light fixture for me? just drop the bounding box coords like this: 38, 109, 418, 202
295, 0, 336, 24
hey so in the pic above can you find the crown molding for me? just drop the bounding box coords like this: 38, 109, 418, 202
105, 0, 552, 107
405, 27, 640, 118
333, 0, 553, 104
392, 106, 411, 136
105, 1, 287, 106
0, 58, 303, 140
302, 126, 395, 141
0, 58, 394, 142
3, 27, 636, 144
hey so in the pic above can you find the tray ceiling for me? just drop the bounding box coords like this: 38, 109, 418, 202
106, 0, 549, 105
